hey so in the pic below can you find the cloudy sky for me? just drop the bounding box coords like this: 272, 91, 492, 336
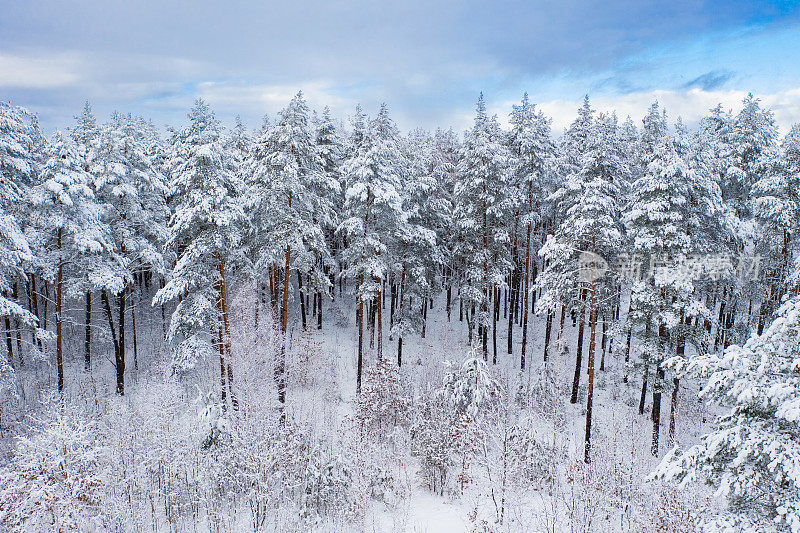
2, 0, 800, 134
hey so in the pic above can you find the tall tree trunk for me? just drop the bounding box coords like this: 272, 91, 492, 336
12, 283, 21, 366
31, 274, 41, 351
521, 219, 532, 371
570, 292, 586, 404
297, 271, 306, 330
357, 276, 364, 393
216, 311, 227, 404
639, 364, 649, 415
651, 363, 664, 456
117, 287, 126, 395
507, 266, 517, 355
623, 327, 632, 383
56, 228, 64, 394
421, 297, 428, 338
492, 286, 498, 364
669, 318, 686, 447
217, 257, 237, 410
159, 277, 166, 338
131, 290, 138, 372
84, 290, 91, 371
397, 266, 405, 367
3, 297, 13, 369
389, 280, 396, 333
482, 190, 489, 361
377, 282, 383, 359
584, 274, 598, 463
317, 291, 322, 330
599, 314, 607, 371
543, 311, 553, 362
446, 282, 451, 322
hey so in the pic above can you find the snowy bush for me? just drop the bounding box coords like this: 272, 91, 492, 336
355, 356, 411, 437
0, 400, 111, 532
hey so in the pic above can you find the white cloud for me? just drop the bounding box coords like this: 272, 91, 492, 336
0, 52, 83, 88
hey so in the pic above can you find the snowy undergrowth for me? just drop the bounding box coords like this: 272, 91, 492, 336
0, 287, 716, 532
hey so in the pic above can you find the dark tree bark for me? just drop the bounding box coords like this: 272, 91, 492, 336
543, 311, 553, 362
56, 228, 64, 393
584, 275, 598, 463
570, 292, 587, 404
84, 290, 92, 371
297, 271, 306, 330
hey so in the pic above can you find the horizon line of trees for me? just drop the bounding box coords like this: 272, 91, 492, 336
2, 89, 799, 527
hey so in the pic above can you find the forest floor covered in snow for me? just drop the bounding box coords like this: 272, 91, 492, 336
0, 285, 722, 532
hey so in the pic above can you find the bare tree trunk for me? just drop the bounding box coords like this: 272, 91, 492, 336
218, 257, 237, 411
507, 265, 517, 355
84, 290, 91, 371
3, 297, 13, 369
492, 286, 498, 364
623, 327, 632, 383
117, 287, 126, 395
56, 228, 64, 394
584, 274, 598, 463
131, 289, 138, 372
12, 283, 21, 366
357, 275, 364, 393
599, 314, 607, 371
521, 194, 533, 370
651, 363, 664, 456
297, 271, 306, 330
31, 274, 41, 352
570, 291, 586, 404
377, 281, 383, 359
543, 311, 553, 362
317, 291, 322, 330
639, 364, 649, 415
397, 266, 405, 367
217, 313, 227, 405
159, 277, 166, 338
421, 297, 428, 338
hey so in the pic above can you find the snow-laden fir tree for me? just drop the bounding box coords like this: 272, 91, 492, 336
154, 100, 243, 408
508, 93, 553, 369
245, 91, 337, 412
453, 94, 513, 361
624, 105, 728, 455
430, 128, 460, 322
31, 132, 107, 392
0, 102, 37, 394
539, 103, 626, 461
339, 103, 405, 392
391, 128, 441, 365
655, 292, 800, 531
751, 124, 799, 333
92, 111, 169, 390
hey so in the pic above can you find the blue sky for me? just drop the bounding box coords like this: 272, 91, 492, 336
2, 0, 800, 134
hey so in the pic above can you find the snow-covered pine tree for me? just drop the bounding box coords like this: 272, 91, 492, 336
69, 102, 101, 373
92, 111, 169, 391
155, 99, 243, 408
508, 93, 553, 370
246, 91, 336, 414
624, 104, 726, 456
315, 105, 345, 324
339, 103, 405, 392
655, 292, 800, 531
751, 120, 796, 334
430, 128, 460, 323
31, 131, 107, 393
453, 94, 513, 361
392, 128, 441, 365
0, 102, 37, 393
